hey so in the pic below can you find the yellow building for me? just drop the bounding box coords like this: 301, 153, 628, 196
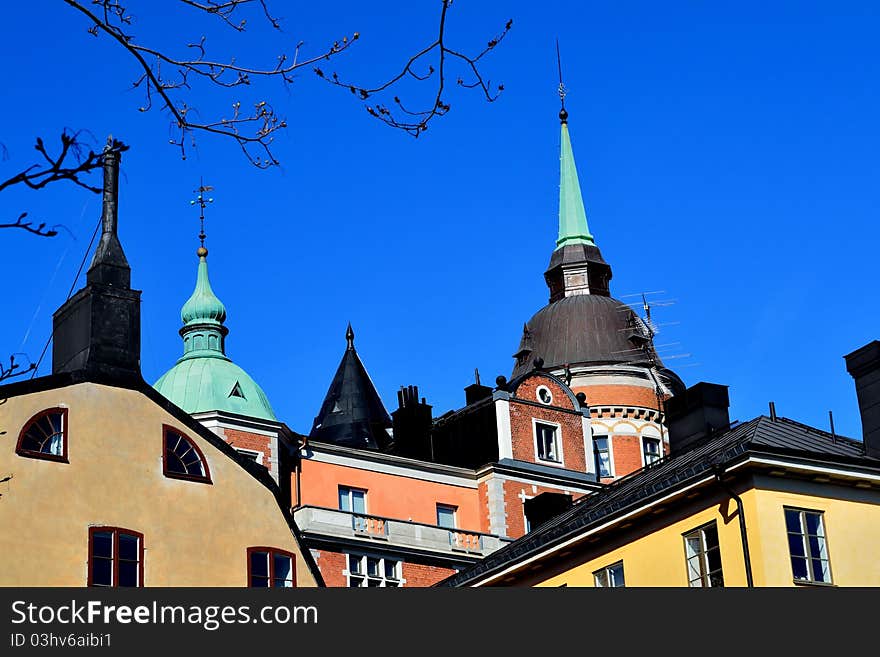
440, 366, 880, 587
0, 145, 320, 587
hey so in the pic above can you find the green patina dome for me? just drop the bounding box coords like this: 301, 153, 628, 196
153, 248, 276, 420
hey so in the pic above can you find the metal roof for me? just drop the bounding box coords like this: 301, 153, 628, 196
438, 415, 879, 586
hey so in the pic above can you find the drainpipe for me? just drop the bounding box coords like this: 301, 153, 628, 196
713, 466, 754, 587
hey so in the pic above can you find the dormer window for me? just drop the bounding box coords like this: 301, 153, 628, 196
229, 381, 246, 399
163, 425, 212, 484
16, 408, 68, 463
536, 385, 553, 405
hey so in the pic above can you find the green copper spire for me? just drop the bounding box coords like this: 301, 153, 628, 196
180, 247, 227, 334
557, 119, 595, 248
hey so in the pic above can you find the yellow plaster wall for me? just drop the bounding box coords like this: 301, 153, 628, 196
746, 477, 880, 587
529, 476, 880, 588
0, 383, 317, 587
535, 494, 753, 587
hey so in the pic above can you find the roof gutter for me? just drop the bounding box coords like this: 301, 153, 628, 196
712, 466, 753, 587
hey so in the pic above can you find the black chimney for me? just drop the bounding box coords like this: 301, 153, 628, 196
390, 385, 434, 461
844, 341, 880, 459
666, 382, 730, 453
52, 139, 142, 380
524, 492, 572, 531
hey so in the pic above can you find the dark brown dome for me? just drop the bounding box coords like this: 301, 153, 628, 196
512, 294, 663, 378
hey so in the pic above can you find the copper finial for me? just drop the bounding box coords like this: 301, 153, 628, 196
190, 178, 214, 256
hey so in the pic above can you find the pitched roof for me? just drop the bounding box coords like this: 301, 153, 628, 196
437, 415, 879, 587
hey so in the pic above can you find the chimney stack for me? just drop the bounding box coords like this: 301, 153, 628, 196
52, 138, 142, 380
665, 382, 730, 453
844, 341, 880, 459
390, 385, 434, 461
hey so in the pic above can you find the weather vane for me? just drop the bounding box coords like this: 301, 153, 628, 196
190, 178, 214, 249
556, 39, 568, 123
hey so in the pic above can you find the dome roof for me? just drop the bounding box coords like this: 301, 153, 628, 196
154, 354, 276, 420
153, 247, 275, 421
512, 294, 662, 378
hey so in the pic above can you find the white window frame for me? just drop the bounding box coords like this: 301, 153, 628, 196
784, 507, 833, 585
235, 448, 264, 465
343, 552, 406, 587
640, 435, 662, 467
532, 418, 564, 467
592, 435, 614, 478
436, 504, 457, 529
683, 521, 724, 587
535, 385, 554, 405
593, 561, 625, 587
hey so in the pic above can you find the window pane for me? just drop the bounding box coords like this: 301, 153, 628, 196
610, 563, 624, 587
348, 576, 363, 588
352, 491, 366, 515
703, 525, 719, 550
594, 571, 608, 587
808, 534, 828, 561
686, 556, 702, 584
784, 509, 802, 534
338, 488, 350, 511
92, 532, 113, 559
251, 576, 269, 588
787, 533, 806, 558
48, 433, 63, 456
118, 560, 139, 587
367, 557, 379, 577
384, 561, 398, 580
791, 556, 809, 580
273, 554, 292, 587
119, 534, 139, 561
437, 506, 456, 529
810, 558, 827, 583
367, 578, 381, 587
348, 554, 361, 574
805, 512, 824, 537
706, 547, 722, 575
250, 551, 269, 578
92, 558, 112, 586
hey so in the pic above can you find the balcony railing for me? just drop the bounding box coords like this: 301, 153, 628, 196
293, 506, 510, 559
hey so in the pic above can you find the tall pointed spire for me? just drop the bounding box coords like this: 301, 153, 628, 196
555, 43, 595, 249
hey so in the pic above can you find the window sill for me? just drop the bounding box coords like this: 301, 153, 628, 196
792, 579, 836, 588
15, 450, 69, 464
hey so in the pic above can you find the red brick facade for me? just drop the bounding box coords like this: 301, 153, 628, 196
610, 434, 642, 477
508, 376, 587, 472
311, 548, 456, 587
219, 427, 274, 477
574, 383, 661, 409
402, 562, 457, 587
501, 480, 587, 538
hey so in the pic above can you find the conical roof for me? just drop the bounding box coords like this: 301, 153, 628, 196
309, 324, 392, 450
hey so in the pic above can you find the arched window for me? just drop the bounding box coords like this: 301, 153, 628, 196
16, 408, 68, 462
162, 425, 211, 484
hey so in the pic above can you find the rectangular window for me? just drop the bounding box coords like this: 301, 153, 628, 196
593, 436, 611, 477
88, 527, 143, 587
684, 522, 724, 587
339, 485, 368, 531
346, 554, 402, 587
436, 504, 457, 529
593, 561, 625, 587
643, 437, 662, 465
535, 422, 560, 462
785, 508, 832, 584
248, 547, 296, 587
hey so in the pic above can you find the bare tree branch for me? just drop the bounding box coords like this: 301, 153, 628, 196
0, 355, 36, 383
0, 131, 128, 238
63, 0, 358, 168
315, 1, 512, 136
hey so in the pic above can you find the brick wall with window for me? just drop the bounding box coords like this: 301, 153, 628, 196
403, 561, 456, 587
507, 378, 587, 472
217, 428, 274, 476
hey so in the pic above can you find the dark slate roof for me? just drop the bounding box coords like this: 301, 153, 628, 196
309, 326, 392, 451
511, 295, 665, 378
437, 415, 880, 587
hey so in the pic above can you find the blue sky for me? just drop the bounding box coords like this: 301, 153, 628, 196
2, 1, 877, 439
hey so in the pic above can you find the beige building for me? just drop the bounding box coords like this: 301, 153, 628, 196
0, 146, 320, 587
